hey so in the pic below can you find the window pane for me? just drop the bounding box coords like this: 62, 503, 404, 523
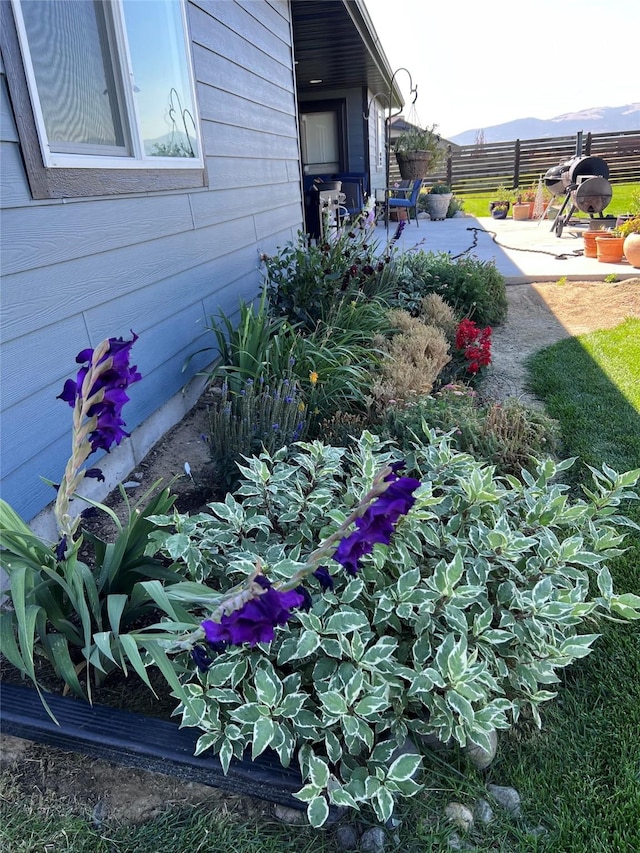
20, 0, 127, 152
301, 112, 339, 174
123, 0, 198, 158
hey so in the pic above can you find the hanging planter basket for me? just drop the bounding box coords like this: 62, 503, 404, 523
396, 151, 432, 180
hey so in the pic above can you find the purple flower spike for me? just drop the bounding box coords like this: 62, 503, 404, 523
84, 468, 105, 482
313, 566, 334, 591
57, 332, 141, 454
55, 536, 67, 562
391, 219, 407, 243
191, 645, 214, 673
202, 586, 305, 648
332, 470, 421, 576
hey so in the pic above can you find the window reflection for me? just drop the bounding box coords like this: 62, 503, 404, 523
122, 0, 198, 157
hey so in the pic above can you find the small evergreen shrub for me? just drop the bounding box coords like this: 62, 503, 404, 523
381, 386, 559, 477
391, 252, 508, 326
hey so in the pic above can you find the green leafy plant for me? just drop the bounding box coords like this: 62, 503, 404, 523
381, 386, 559, 477
428, 183, 451, 195
394, 123, 444, 171
188, 289, 290, 392
616, 216, 640, 237
147, 433, 640, 827
390, 252, 508, 326
263, 224, 397, 332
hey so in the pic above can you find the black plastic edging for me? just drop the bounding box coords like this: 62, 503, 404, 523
0, 683, 307, 811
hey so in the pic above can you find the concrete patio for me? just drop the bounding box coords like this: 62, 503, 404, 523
373, 215, 639, 282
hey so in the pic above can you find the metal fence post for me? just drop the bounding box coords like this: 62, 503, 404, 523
513, 139, 521, 188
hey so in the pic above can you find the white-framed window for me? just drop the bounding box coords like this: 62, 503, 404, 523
11, 0, 202, 171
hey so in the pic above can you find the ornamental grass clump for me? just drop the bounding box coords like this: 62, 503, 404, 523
381, 385, 559, 477
147, 432, 640, 828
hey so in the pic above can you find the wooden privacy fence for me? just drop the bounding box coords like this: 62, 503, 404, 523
391, 129, 639, 194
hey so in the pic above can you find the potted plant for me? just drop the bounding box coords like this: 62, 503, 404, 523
489, 185, 512, 219
617, 216, 640, 268
394, 123, 444, 181
511, 194, 531, 221
425, 182, 453, 220
595, 229, 626, 264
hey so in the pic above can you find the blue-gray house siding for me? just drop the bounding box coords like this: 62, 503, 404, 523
0, 0, 304, 522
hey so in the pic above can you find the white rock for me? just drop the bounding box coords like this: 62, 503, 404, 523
273, 804, 308, 825
465, 730, 498, 770
474, 798, 495, 825
359, 826, 387, 852
487, 784, 521, 817
445, 802, 474, 832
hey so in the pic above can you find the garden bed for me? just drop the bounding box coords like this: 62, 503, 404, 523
2, 277, 639, 828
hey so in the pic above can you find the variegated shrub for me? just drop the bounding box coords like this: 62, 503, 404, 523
147, 432, 640, 827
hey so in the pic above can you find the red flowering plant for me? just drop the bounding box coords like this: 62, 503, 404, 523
454, 318, 492, 377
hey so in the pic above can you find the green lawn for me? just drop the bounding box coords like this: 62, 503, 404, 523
458, 182, 640, 220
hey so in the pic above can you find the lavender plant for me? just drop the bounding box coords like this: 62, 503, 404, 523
145, 432, 640, 827
207, 374, 308, 489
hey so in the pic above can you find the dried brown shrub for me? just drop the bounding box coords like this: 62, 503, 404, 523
373, 310, 451, 405
418, 293, 459, 342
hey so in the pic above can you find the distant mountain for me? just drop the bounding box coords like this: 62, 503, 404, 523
449, 103, 640, 146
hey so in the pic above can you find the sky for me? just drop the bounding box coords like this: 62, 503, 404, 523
364, 0, 640, 139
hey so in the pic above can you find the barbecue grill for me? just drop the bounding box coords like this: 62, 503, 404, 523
544, 154, 613, 237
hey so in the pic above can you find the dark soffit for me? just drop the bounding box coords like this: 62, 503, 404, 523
291, 0, 403, 107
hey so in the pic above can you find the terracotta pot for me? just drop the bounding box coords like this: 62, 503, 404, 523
583, 230, 601, 258
390, 208, 409, 221
595, 234, 625, 263
623, 233, 640, 268
512, 203, 530, 221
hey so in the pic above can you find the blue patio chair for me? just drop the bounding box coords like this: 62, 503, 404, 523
387, 179, 423, 227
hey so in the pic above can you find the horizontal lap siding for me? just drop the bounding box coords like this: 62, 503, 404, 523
0, 0, 303, 521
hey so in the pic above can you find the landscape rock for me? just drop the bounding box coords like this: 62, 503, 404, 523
486, 784, 521, 817
359, 826, 387, 852
334, 822, 359, 850
474, 798, 495, 825
464, 730, 497, 770
444, 802, 474, 832
273, 804, 308, 825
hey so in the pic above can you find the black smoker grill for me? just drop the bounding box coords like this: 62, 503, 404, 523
544, 152, 613, 237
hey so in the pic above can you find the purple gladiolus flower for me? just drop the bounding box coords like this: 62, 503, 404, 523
202, 583, 305, 648
332, 471, 421, 576
391, 219, 406, 243
55, 536, 67, 561
313, 566, 334, 591
295, 585, 313, 611
84, 468, 105, 482
57, 333, 141, 453
191, 645, 214, 673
